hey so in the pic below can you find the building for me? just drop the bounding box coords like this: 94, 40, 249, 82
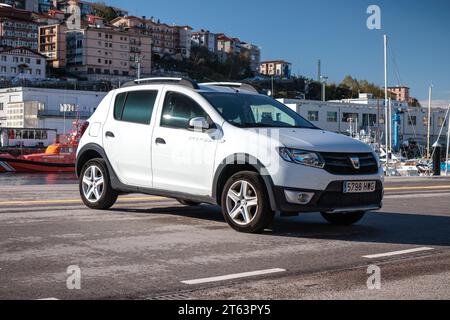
191, 30, 217, 54
0, 5, 39, 50
0, 47, 46, 80
259, 60, 292, 78
0, 0, 39, 12
388, 86, 410, 102
241, 42, 260, 74
65, 23, 152, 80
216, 33, 241, 62
38, 22, 67, 68
280, 96, 449, 146
111, 16, 192, 60
0, 87, 106, 133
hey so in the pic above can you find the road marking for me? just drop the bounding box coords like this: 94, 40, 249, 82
181, 268, 286, 285
385, 185, 450, 191
0, 196, 167, 206
385, 192, 450, 199
363, 247, 435, 259
37, 298, 59, 300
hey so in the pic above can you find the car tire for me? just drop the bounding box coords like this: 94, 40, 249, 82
79, 158, 118, 210
221, 171, 274, 233
320, 211, 366, 226
177, 199, 201, 206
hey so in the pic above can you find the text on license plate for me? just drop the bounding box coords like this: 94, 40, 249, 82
344, 181, 377, 193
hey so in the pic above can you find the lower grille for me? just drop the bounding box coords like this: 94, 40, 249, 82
317, 191, 383, 208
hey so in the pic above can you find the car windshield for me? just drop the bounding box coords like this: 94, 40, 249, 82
201, 92, 317, 129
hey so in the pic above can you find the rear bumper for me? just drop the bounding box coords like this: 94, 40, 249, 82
273, 180, 384, 215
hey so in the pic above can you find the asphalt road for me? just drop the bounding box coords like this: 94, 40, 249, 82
0, 176, 449, 300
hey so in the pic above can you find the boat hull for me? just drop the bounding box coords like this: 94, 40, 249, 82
0, 157, 75, 173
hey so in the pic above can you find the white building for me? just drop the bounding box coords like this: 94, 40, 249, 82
280, 96, 449, 147
0, 47, 46, 80
0, 87, 107, 134
191, 30, 217, 54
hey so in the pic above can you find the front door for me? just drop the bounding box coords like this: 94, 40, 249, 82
152, 90, 218, 196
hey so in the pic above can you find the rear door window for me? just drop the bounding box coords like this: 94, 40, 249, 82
114, 90, 158, 125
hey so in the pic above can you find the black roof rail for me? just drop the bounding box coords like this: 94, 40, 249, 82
122, 77, 200, 89
199, 82, 258, 93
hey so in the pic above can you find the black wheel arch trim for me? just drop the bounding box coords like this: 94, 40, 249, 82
212, 154, 278, 211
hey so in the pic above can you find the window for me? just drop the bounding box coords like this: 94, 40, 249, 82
0, 103, 3, 111
342, 113, 359, 123
307, 111, 319, 122
327, 112, 337, 122
114, 91, 158, 125
1, 56, 6, 62
201, 93, 315, 129
161, 92, 209, 129
408, 115, 417, 126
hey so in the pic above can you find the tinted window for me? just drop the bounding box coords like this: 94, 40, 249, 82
161, 92, 209, 129
114, 91, 157, 125
201, 92, 316, 129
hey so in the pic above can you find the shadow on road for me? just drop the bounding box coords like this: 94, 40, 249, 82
111, 205, 450, 247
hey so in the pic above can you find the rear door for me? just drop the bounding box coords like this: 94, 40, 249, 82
103, 87, 161, 188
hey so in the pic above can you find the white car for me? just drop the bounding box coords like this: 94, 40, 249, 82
76, 78, 384, 233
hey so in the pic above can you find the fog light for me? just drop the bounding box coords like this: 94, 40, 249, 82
284, 191, 315, 205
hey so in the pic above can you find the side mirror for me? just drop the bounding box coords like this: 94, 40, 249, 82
189, 117, 210, 131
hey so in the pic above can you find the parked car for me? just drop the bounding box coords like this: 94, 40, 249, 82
76, 78, 384, 233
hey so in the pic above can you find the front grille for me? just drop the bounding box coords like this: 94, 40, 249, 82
320, 152, 378, 175
318, 191, 383, 208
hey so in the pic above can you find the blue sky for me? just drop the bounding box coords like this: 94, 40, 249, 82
107, 0, 450, 105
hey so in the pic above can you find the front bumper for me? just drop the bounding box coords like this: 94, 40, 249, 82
273, 180, 384, 215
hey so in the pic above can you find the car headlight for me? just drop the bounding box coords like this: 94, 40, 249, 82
278, 148, 325, 169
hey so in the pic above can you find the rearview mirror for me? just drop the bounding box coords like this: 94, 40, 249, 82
189, 117, 210, 131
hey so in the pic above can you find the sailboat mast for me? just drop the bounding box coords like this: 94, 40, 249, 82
384, 34, 389, 173
427, 84, 433, 158
446, 105, 450, 176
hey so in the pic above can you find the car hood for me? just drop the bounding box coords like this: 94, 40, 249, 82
276, 128, 374, 153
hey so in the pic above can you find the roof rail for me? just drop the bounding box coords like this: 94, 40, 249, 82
122, 77, 200, 89
200, 82, 258, 93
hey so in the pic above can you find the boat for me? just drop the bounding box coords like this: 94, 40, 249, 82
0, 120, 87, 173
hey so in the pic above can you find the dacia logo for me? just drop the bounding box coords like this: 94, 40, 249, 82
350, 156, 361, 170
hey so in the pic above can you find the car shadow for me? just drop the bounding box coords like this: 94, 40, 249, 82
111, 205, 450, 247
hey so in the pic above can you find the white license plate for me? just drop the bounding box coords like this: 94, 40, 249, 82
344, 181, 377, 193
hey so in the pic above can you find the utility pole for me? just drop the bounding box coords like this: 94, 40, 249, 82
317, 59, 321, 82
320, 75, 328, 102
384, 34, 389, 174
427, 83, 433, 158
135, 55, 144, 80
271, 75, 274, 97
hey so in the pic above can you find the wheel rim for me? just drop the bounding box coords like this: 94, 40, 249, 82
82, 165, 104, 203
226, 180, 259, 226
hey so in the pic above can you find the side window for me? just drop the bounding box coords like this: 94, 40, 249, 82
161, 91, 209, 129
113, 90, 158, 125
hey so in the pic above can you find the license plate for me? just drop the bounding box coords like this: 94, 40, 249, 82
343, 181, 376, 193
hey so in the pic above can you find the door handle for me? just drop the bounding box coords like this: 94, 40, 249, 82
155, 138, 166, 145
105, 131, 115, 138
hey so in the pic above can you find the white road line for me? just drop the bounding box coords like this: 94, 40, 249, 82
363, 247, 435, 259
384, 193, 450, 199
181, 268, 286, 285
37, 298, 59, 300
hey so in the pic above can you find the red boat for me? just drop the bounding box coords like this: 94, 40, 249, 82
0, 121, 87, 173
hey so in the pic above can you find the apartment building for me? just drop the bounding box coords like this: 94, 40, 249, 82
0, 6, 39, 50
259, 60, 292, 78
191, 30, 217, 54
241, 42, 260, 73
388, 86, 410, 102
64, 23, 152, 80
38, 22, 67, 68
0, 0, 39, 11
0, 46, 46, 79
216, 33, 241, 62
111, 16, 192, 60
